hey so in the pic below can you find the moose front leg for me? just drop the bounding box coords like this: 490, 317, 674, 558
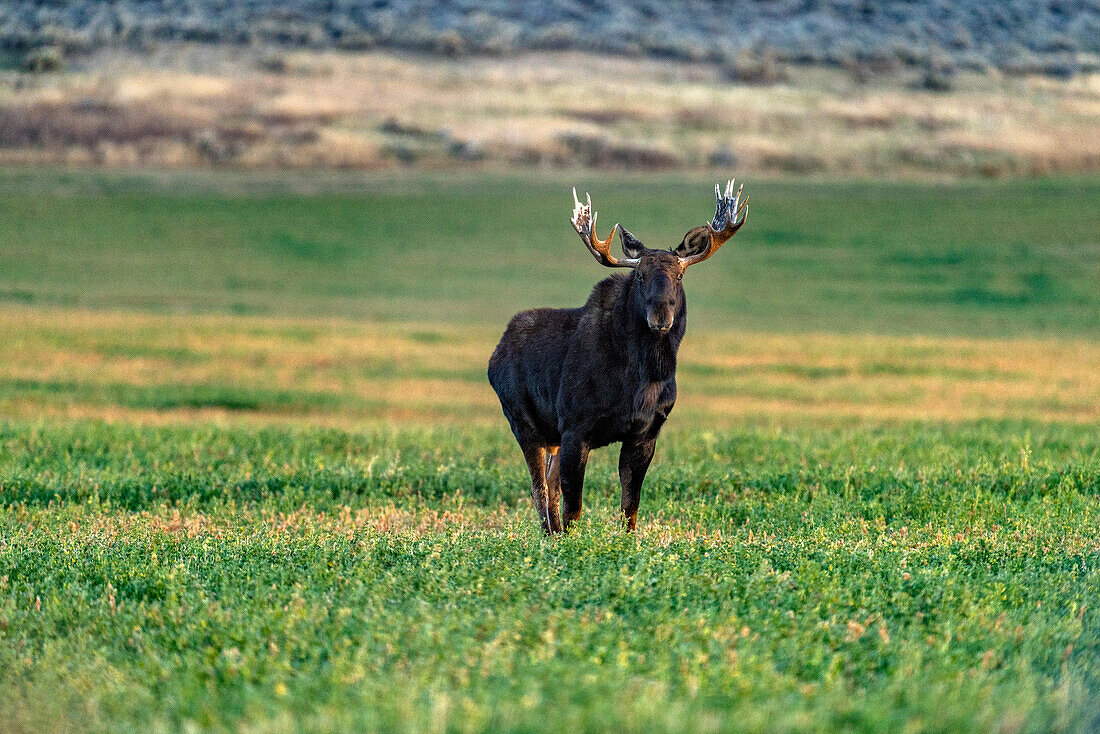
559, 433, 590, 533
618, 438, 657, 531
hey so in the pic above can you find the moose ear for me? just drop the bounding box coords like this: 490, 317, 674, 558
673, 226, 712, 258
619, 226, 646, 259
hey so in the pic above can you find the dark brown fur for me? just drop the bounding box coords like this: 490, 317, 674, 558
488, 247, 693, 533
489, 182, 746, 534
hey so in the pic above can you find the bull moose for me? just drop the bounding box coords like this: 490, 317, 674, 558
488, 181, 748, 533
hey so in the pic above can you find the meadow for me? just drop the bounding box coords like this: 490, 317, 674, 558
0, 170, 1098, 732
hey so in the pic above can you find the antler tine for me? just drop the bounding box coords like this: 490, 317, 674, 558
570, 187, 638, 268
681, 180, 749, 268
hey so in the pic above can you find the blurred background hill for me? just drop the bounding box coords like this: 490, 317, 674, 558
1, 0, 1097, 341
4, 1, 1099, 76
0, 1, 1098, 176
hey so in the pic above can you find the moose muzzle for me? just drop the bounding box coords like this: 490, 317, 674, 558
646, 307, 675, 334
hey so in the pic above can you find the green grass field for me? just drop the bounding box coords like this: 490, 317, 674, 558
0, 170, 1098, 732
1, 170, 1098, 336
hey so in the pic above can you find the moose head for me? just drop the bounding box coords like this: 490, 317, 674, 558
570, 180, 748, 336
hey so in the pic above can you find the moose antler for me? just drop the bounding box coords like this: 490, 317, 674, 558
571, 188, 639, 268
679, 180, 748, 268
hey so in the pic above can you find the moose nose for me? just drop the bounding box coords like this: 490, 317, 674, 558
648, 314, 674, 334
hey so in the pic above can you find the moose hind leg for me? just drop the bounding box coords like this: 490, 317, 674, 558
559, 434, 590, 532
521, 444, 555, 534
545, 447, 563, 533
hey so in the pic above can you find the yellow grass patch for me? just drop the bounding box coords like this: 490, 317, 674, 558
1, 306, 1097, 427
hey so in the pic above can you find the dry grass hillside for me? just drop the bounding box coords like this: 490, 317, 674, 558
2, 45, 1098, 176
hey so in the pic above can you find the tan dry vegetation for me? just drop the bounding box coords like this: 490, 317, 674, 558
0, 45, 1098, 176
9, 501, 527, 543
15, 499, 1099, 551
1, 306, 1098, 427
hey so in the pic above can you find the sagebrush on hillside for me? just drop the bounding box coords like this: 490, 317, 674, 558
2, 0, 1098, 77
